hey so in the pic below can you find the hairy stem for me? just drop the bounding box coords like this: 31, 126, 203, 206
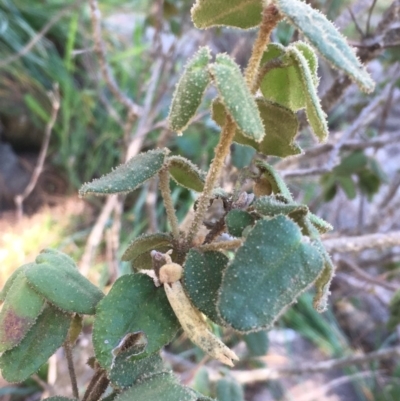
83, 369, 109, 401
64, 341, 79, 399
244, 4, 282, 92
159, 168, 180, 239
186, 116, 237, 246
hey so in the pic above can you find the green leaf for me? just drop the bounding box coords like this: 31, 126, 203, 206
388, 290, 400, 330
121, 233, 172, 262
0, 305, 70, 383
308, 213, 333, 234
358, 169, 381, 200
167, 156, 206, 192
218, 216, 324, 332
110, 352, 168, 389
334, 151, 368, 175
113, 372, 198, 401
231, 144, 256, 169
275, 0, 375, 92
0, 273, 46, 352
182, 250, 228, 326
225, 210, 255, 237
337, 175, 356, 199
168, 47, 212, 133
35, 249, 77, 269
253, 195, 308, 217
255, 160, 293, 200
79, 149, 169, 197
0, 263, 33, 304
130, 246, 172, 272
93, 274, 180, 370
25, 256, 104, 315
210, 54, 264, 142
191, 0, 263, 29
212, 98, 300, 158
243, 331, 269, 357
216, 378, 245, 401
42, 398, 78, 401
260, 43, 328, 142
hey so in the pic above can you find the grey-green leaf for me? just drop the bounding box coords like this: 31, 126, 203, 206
0, 263, 33, 304
191, 0, 263, 30
168, 47, 211, 133
79, 149, 169, 197
167, 156, 206, 192
210, 54, 264, 142
114, 372, 197, 401
35, 248, 77, 269
182, 250, 228, 326
225, 210, 255, 237
253, 196, 308, 217
275, 0, 375, 92
93, 274, 179, 370
218, 215, 324, 332
0, 273, 45, 352
121, 233, 172, 262
25, 257, 104, 315
0, 304, 70, 383
43, 398, 78, 401
243, 331, 269, 357
216, 378, 245, 401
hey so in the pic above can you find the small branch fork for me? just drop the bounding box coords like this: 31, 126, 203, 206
14, 85, 60, 220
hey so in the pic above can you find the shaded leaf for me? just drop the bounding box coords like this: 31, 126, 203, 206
0, 273, 45, 352
182, 250, 228, 326
43, 398, 78, 401
210, 54, 264, 142
131, 246, 172, 271
225, 210, 255, 237
216, 378, 245, 401
79, 149, 169, 197
191, 0, 263, 30
35, 249, 76, 269
168, 47, 212, 133
121, 233, 172, 262
243, 330, 269, 357
337, 175, 356, 199
93, 274, 179, 370
25, 258, 104, 315
218, 216, 324, 332
0, 305, 70, 383
231, 144, 256, 169
167, 156, 206, 192
275, 0, 375, 92
114, 372, 197, 401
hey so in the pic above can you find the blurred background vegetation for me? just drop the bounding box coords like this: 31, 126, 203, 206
1, 0, 400, 400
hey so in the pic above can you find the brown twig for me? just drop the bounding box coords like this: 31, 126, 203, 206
82, 368, 109, 401
14, 86, 60, 220
64, 341, 79, 399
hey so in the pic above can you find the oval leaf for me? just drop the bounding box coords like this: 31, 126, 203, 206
0, 273, 45, 352
182, 250, 228, 325
168, 47, 211, 133
225, 210, 255, 237
210, 54, 265, 142
121, 233, 172, 262
0, 263, 33, 304
93, 274, 179, 370
25, 257, 104, 315
191, 0, 263, 29
167, 156, 206, 192
216, 378, 245, 401
0, 304, 70, 383
243, 330, 269, 357
275, 0, 375, 92
217, 215, 324, 332
79, 149, 169, 197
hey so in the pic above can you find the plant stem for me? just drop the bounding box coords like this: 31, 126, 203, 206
244, 4, 282, 93
186, 116, 237, 246
83, 369, 109, 401
159, 168, 180, 239
64, 341, 79, 399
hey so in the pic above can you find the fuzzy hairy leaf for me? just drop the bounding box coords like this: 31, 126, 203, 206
255, 160, 293, 200
243, 331, 269, 357
114, 372, 198, 401
93, 274, 179, 370
43, 398, 78, 401
130, 246, 172, 271
110, 352, 168, 389
182, 250, 228, 325
0, 305, 70, 383
260, 43, 328, 142
25, 258, 104, 315
121, 233, 172, 262
275, 0, 375, 92
254, 195, 307, 217
0, 273, 45, 352
191, 0, 263, 29
35, 249, 77, 269
167, 156, 206, 192
218, 215, 324, 332
210, 54, 264, 142
0, 263, 33, 304
308, 213, 333, 234
168, 47, 211, 133
79, 149, 169, 197
213, 98, 301, 157
225, 210, 255, 237
216, 378, 245, 401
